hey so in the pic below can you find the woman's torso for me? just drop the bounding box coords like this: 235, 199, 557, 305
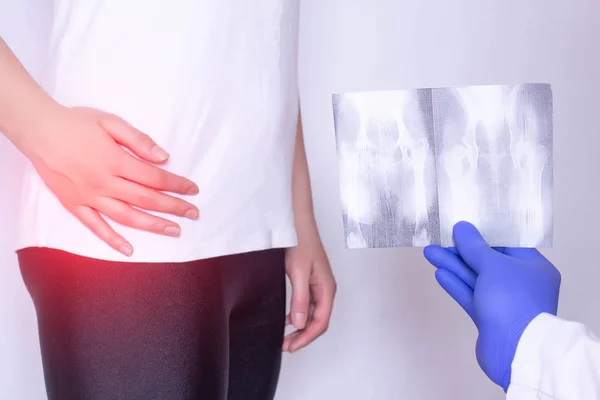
16, 0, 300, 262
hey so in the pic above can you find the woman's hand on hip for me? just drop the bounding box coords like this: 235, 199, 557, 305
18, 105, 200, 256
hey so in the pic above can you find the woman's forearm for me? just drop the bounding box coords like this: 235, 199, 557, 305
0, 37, 58, 150
291, 110, 320, 244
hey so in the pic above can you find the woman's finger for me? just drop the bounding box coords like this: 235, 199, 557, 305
107, 177, 199, 220
287, 263, 311, 330
287, 276, 336, 353
94, 197, 182, 237
70, 204, 133, 256
99, 113, 171, 164
117, 152, 199, 195
282, 330, 302, 352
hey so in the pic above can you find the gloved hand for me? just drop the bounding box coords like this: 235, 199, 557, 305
423, 221, 561, 392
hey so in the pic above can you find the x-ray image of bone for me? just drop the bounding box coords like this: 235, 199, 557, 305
433, 83, 553, 247
332, 83, 553, 249
506, 84, 553, 246
332, 89, 440, 248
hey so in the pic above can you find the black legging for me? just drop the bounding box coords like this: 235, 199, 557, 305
17, 247, 286, 400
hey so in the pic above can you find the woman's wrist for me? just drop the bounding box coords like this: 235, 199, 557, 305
5, 96, 63, 155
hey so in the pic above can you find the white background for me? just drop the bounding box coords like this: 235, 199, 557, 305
1, 1, 599, 399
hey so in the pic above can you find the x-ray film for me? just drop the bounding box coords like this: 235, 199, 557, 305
332, 83, 553, 248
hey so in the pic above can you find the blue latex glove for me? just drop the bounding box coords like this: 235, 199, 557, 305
423, 221, 561, 391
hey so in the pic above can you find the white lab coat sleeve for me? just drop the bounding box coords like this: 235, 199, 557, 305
506, 313, 600, 400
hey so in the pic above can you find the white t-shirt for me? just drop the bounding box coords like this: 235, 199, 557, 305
16, 0, 300, 262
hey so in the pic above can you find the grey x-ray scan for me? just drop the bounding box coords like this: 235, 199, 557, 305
332, 83, 553, 248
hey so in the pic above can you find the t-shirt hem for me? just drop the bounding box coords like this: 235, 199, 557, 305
15, 229, 299, 264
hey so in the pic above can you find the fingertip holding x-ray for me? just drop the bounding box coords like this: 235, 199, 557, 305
332, 83, 553, 249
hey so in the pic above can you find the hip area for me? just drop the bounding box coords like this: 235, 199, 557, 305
15, 164, 298, 263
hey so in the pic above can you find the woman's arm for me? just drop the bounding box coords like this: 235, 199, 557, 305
0, 37, 59, 149
291, 113, 318, 240
0, 37, 200, 256
284, 109, 336, 353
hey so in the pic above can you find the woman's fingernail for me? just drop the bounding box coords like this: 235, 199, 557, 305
187, 185, 199, 195
151, 145, 169, 161
164, 226, 181, 237
185, 209, 199, 220
294, 312, 306, 328
119, 244, 133, 256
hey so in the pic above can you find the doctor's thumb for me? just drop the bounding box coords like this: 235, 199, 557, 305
452, 221, 495, 273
